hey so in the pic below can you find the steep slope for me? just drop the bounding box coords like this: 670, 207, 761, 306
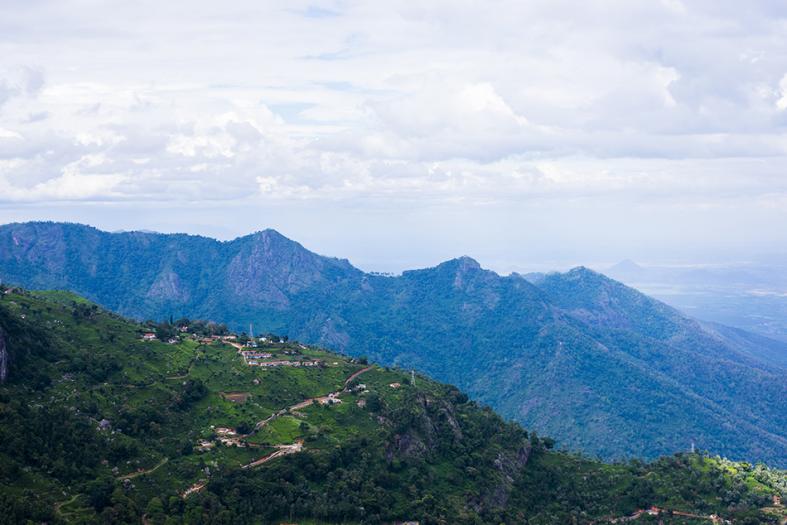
528, 268, 787, 461
1, 221, 786, 466
0, 288, 533, 524
0, 288, 784, 524
700, 320, 787, 368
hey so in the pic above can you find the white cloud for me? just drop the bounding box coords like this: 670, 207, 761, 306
777, 73, 787, 110
0, 0, 785, 267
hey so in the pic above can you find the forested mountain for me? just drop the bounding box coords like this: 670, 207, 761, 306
0, 288, 785, 524
1, 221, 786, 466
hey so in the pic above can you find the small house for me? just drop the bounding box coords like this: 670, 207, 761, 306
142, 332, 157, 341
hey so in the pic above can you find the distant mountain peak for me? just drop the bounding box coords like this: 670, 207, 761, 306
565, 266, 603, 279
250, 228, 293, 243
608, 259, 646, 276
615, 258, 642, 269
456, 255, 481, 269
438, 256, 482, 271
242, 228, 306, 254
236, 228, 359, 274
255, 227, 286, 238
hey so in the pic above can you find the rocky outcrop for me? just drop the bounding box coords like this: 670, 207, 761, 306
466, 443, 532, 513
385, 392, 532, 515
0, 326, 8, 383
147, 269, 191, 302
387, 431, 429, 461
488, 444, 532, 508
225, 229, 360, 308
385, 393, 465, 462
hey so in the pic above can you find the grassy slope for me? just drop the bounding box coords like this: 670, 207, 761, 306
0, 288, 783, 525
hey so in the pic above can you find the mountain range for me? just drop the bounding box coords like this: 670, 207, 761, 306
1, 221, 785, 466
604, 258, 787, 343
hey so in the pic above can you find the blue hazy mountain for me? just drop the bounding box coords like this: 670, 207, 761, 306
606, 258, 787, 343
1, 221, 785, 465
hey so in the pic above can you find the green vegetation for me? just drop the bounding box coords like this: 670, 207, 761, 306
0, 288, 784, 524
1, 222, 786, 466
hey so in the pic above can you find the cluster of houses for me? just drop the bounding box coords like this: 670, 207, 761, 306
237, 346, 321, 368
141, 331, 243, 345
197, 334, 237, 345
240, 350, 274, 366
140, 332, 183, 345
196, 427, 246, 451
213, 427, 245, 447
251, 358, 322, 368
140, 327, 323, 369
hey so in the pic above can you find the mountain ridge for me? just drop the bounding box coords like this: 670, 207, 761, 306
1, 221, 785, 466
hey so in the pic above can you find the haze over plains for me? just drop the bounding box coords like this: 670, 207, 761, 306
1, 1, 786, 273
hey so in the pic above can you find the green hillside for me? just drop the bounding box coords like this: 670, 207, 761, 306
0, 288, 784, 524
1, 222, 785, 466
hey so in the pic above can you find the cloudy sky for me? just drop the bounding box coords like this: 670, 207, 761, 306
1, 1, 786, 272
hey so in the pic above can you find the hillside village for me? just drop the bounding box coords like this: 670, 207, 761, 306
140, 322, 323, 369
130, 316, 382, 499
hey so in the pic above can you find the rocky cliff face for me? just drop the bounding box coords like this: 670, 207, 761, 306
225, 229, 360, 307
0, 326, 8, 383
383, 391, 532, 513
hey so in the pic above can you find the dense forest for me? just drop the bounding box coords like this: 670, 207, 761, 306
0, 287, 784, 524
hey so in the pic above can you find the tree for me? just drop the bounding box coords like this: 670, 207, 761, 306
86, 477, 115, 511
236, 421, 253, 435
146, 497, 165, 524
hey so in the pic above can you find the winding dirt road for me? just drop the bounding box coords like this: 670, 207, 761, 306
254, 365, 373, 431
183, 365, 374, 498
242, 441, 304, 469
117, 457, 169, 481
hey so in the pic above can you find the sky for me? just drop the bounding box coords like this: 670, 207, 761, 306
1, 0, 786, 273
